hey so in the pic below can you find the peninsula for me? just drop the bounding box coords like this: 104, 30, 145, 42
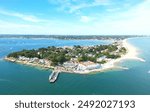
4, 39, 139, 74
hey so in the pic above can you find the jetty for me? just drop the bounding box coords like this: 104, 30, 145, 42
49, 71, 60, 83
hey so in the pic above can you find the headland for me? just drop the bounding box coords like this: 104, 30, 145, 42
4, 39, 145, 74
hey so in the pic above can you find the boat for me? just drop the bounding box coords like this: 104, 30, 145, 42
49, 71, 60, 83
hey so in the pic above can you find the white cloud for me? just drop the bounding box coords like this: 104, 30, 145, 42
0, 10, 43, 22
75, 0, 150, 35
106, 7, 120, 12
70, 0, 110, 13
0, 20, 30, 28
0, 18, 79, 34
80, 16, 93, 23
49, 0, 110, 13
0, 0, 150, 35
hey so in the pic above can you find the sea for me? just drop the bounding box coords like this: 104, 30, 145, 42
0, 37, 150, 95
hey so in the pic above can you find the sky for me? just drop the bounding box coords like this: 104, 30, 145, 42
0, 0, 150, 35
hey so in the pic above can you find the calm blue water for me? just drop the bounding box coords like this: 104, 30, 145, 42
0, 37, 150, 95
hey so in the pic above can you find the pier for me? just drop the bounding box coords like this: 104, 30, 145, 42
49, 71, 60, 83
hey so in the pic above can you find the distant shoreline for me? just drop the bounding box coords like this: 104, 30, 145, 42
0, 35, 148, 40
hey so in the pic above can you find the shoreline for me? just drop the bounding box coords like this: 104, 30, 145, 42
101, 39, 145, 70
4, 39, 145, 74
98, 39, 145, 72
4, 57, 55, 70
119, 39, 145, 62
70, 39, 146, 74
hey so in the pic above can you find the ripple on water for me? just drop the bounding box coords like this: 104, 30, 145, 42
0, 79, 10, 82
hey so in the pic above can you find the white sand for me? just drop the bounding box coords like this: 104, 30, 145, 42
75, 39, 145, 74
120, 39, 145, 62
4, 39, 146, 74
101, 39, 145, 70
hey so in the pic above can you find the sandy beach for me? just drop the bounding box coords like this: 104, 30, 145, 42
4, 39, 146, 74
101, 39, 145, 69
74, 39, 146, 74
100, 39, 145, 70
120, 39, 145, 62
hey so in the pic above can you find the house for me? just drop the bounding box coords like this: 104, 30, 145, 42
31, 57, 39, 63
39, 59, 45, 64
77, 61, 101, 71
19, 56, 30, 61
87, 54, 93, 57
97, 56, 107, 62
63, 61, 77, 68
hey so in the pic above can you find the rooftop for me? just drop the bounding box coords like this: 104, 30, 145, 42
79, 61, 96, 66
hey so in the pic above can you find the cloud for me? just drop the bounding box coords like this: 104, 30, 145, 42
0, 20, 47, 34
48, 0, 110, 13
0, 18, 80, 34
89, 0, 150, 35
0, 0, 150, 35
62, 0, 150, 35
80, 16, 93, 23
69, 1, 109, 13
0, 9, 43, 22
106, 7, 121, 12
0, 19, 32, 34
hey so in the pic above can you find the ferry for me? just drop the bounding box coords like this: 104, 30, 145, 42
49, 71, 60, 83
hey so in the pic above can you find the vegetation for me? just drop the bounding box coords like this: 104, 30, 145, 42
98, 60, 107, 64
119, 47, 127, 54
7, 43, 126, 66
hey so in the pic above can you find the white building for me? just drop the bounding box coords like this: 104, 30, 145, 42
97, 56, 107, 62
39, 59, 45, 64
19, 56, 30, 61
77, 61, 101, 71
63, 61, 77, 68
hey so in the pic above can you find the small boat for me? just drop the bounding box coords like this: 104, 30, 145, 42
148, 70, 150, 74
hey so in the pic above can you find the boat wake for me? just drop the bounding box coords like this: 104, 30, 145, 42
136, 57, 146, 62
115, 66, 129, 70
119, 66, 129, 70
122, 67, 129, 70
